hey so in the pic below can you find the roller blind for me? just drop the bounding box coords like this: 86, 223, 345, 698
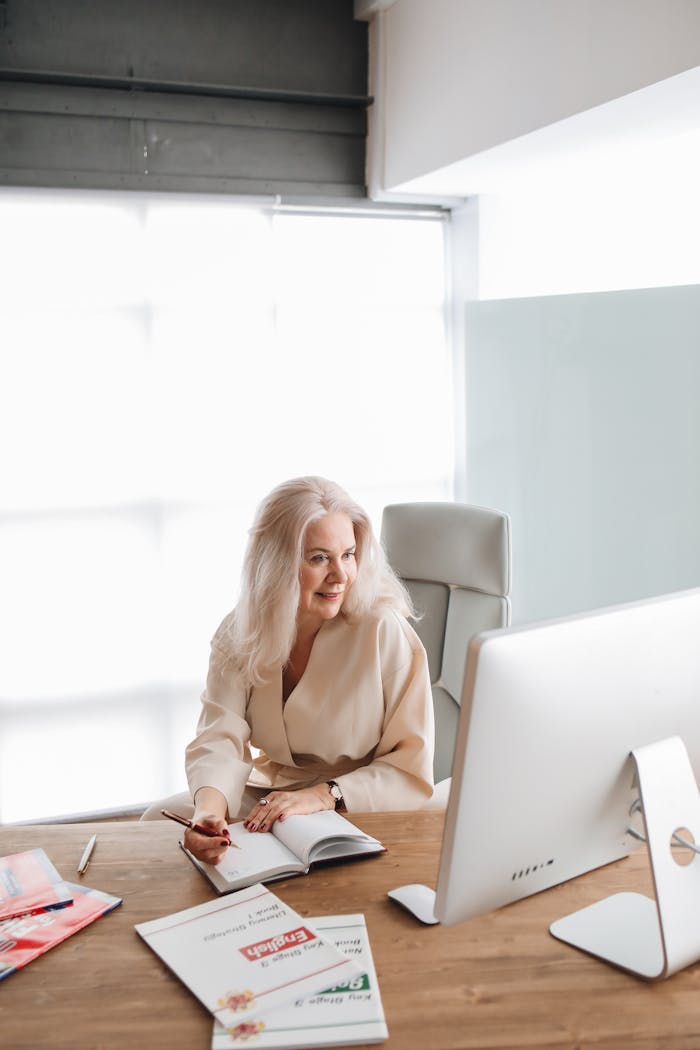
0, 0, 369, 196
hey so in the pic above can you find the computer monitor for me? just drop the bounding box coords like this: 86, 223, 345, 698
390, 588, 700, 940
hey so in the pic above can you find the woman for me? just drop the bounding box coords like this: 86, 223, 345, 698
148, 476, 435, 864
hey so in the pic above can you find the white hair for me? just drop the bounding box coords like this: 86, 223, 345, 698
220, 476, 413, 685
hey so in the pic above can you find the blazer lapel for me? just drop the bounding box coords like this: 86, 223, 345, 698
250, 672, 296, 767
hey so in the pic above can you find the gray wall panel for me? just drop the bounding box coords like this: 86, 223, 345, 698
465, 285, 700, 625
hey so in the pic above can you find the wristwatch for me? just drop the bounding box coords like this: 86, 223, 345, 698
327, 781, 344, 809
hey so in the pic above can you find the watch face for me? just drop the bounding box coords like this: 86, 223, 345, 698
329, 782, 342, 801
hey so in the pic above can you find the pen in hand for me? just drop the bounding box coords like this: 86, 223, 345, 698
160, 809, 240, 848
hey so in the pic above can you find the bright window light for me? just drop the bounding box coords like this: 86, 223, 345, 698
0, 189, 451, 822
479, 128, 700, 300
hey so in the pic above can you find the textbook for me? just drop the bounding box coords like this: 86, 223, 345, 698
0, 882, 122, 981
183, 810, 385, 894
134, 883, 363, 1029
0, 848, 73, 922
211, 913, 388, 1048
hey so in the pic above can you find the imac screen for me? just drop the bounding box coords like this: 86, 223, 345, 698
434, 588, 700, 927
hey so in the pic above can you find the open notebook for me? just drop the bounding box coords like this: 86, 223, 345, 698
182, 810, 385, 894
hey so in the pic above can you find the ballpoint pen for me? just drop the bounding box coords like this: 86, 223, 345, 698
77, 834, 97, 876
161, 809, 240, 848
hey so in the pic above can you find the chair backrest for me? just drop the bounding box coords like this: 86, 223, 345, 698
380, 502, 512, 782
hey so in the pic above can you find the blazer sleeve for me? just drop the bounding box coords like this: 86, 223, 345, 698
185, 638, 253, 821
334, 611, 435, 811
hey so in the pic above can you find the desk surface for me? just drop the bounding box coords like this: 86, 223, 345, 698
0, 813, 696, 1050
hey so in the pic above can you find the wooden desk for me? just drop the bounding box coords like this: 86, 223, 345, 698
1, 813, 698, 1049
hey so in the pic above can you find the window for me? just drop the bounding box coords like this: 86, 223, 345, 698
0, 189, 451, 822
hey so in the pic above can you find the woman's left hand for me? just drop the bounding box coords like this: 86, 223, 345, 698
244, 784, 335, 832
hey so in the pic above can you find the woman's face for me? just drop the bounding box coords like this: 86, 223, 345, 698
297, 512, 358, 632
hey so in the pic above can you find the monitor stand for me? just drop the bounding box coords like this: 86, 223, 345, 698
550, 735, 700, 980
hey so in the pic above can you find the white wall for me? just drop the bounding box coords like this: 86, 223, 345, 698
376, 0, 700, 192
478, 133, 700, 300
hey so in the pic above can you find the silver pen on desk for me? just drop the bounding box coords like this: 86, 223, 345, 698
77, 833, 97, 876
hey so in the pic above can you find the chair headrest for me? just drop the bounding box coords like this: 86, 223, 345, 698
381, 501, 511, 596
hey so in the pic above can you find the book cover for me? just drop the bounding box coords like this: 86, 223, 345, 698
0, 848, 73, 922
0, 882, 123, 981
134, 884, 363, 1029
211, 914, 388, 1048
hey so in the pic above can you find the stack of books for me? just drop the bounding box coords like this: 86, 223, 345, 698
0, 847, 122, 981
136, 882, 388, 1048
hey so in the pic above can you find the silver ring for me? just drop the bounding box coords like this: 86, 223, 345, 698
260, 798, 270, 806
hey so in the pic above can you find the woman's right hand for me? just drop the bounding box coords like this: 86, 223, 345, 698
183, 811, 231, 864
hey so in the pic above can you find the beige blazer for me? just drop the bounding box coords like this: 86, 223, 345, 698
185, 606, 435, 818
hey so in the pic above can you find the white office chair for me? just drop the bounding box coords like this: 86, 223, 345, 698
380, 502, 512, 786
